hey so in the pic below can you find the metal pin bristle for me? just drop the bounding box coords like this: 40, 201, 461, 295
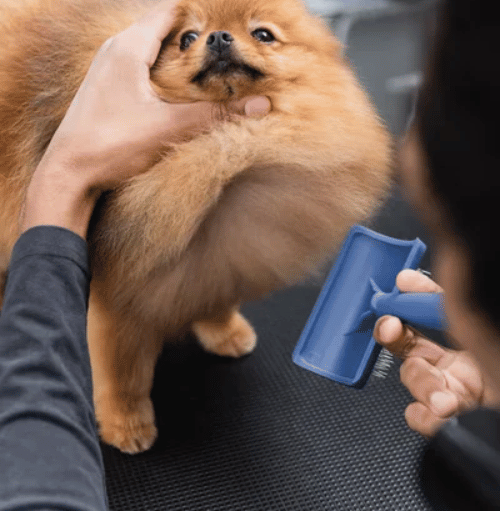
372, 348, 394, 379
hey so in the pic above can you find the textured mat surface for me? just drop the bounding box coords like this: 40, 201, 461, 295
102, 191, 435, 510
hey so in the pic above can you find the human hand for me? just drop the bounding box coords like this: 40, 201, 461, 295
21, 0, 270, 237
373, 269, 499, 436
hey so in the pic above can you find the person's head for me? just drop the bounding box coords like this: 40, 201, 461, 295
399, 0, 500, 385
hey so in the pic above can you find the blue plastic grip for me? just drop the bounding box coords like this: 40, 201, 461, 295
371, 291, 446, 331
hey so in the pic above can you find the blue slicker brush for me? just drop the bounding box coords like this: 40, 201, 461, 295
292, 225, 446, 388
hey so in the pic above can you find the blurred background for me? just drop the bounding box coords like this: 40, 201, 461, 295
310, 0, 437, 137
308, 0, 440, 270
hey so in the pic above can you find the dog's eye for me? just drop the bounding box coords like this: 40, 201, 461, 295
251, 28, 275, 43
180, 31, 199, 50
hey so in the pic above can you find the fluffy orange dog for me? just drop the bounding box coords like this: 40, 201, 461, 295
0, 0, 392, 452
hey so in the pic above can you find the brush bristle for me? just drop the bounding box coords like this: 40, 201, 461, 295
372, 348, 394, 379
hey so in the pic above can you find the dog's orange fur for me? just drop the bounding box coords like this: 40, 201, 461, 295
0, 0, 392, 452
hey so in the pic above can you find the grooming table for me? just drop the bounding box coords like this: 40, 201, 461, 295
101, 188, 437, 511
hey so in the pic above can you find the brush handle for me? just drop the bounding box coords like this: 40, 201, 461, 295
371, 292, 446, 331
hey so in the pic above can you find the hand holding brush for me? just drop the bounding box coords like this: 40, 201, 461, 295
373, 269, 500, 436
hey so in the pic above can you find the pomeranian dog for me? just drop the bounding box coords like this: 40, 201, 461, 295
0, 0, 392, 453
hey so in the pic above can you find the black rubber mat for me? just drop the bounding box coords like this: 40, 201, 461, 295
101, 189, 436, 510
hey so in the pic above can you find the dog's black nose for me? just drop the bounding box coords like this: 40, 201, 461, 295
206, 31, 233, 52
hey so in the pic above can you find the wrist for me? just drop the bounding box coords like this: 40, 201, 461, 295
21, 161, 99, 239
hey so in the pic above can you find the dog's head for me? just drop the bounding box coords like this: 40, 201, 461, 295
151, 0, 341, 102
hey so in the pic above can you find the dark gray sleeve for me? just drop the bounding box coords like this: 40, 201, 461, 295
0, 226, 108, 511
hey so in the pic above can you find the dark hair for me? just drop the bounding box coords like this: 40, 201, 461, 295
416, 0, 500, 330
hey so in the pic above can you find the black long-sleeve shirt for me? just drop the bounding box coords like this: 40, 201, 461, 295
0, 226, 107, 511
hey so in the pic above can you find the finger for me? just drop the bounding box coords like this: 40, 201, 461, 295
160, 101, 223, 140
115, 0, 179, 66
400, 357, 459, 417
227, 96, 271, 117
396, 268, 444, 294
444, 351, 485, 406
374, 315, 448, 363
373, 315, 417, 358
405, 402, 449, 437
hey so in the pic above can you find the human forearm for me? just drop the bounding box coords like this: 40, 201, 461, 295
21, 158, 99, 239
0, 227, 107, 511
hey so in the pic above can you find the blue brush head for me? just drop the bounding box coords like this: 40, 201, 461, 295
292, 225, 427, 388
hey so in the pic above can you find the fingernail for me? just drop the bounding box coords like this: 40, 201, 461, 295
245, 97, 270, 117
430, 391, 458, 416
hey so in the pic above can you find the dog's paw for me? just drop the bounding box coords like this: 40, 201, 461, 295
193, 311, 257, 358
96, 395, 157, 454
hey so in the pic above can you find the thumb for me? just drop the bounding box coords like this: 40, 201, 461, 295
227, 96, 271, 117
162, 101, 224, 139
374, 314, 449, 363
158, 97, 271, 142
374, 315, 413, 358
